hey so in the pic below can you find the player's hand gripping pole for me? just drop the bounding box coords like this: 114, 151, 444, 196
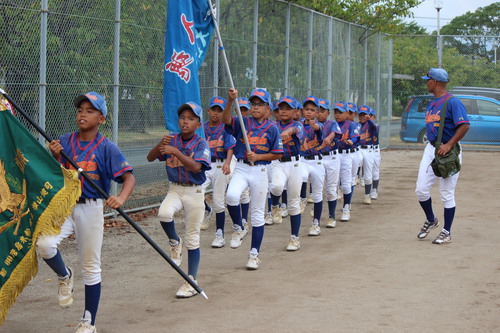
0, 89, 208, 300
207, 0, 251, 154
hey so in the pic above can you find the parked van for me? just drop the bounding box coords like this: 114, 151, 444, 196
400, 94, 500, 145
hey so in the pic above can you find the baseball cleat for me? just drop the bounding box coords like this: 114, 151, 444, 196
75, 311, 96, 333
286, 235, 300, 251
230, 225, 246, 248
299, 198, 307, 213
310, 209, 314, 217
363, 194, 372, 205
370, 188, 378, 200
308, 219, 321, 236
432, 229, 452, 244
176, 275, 199, 298
169, 238, 183, 266
201, 207, 213, 230
326, 217, 336, 228
280, 203, 288, 218
246, 251, 261, 270
211, 229, 225, 248
307, 196, 314, 203
58, 266, 74, 308
271, 205, 283, 224
340, 204, 350, 222
417, 218, 439, 239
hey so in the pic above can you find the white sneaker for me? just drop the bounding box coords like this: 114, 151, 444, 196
75, 312, 96, 333
242, 218, 249, 231
326, 217, 336, 228
246, 250, 261, 270
264, 212, 274, 225
310, 209, 314, 217
211, 229, 225, 248
176, 275, 199, 298
360, 178, 365, 186
58, 266, 74, 308
432, 229, 452, 245
363, 194, 372, 205
201, 208, 213, 230
370, 189, 378, 200
169, 238, 183, 266
340, 205, 350, 222
271, 205, 283, 224
230, 225, 246, 248
300, 198, 307, 213
280, 203, 288, 218
307, 195, 313, 203
308, 219, 321, 236
286, 235, 300, 251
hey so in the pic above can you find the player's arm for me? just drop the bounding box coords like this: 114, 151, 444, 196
247, 152, 282, 162
437, 123, 470, 156
48, 140, 63, 160
222, 88, 238, 125
106, 171, 136, 209
280, 126, 298, 141
147, 138, 164, 162
162, 146, 204, 172
222, 149, 233, 175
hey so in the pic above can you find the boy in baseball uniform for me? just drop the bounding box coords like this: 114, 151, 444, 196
38, 92, 135, 333
147, 102, 211, 298
357, 105, 378, 204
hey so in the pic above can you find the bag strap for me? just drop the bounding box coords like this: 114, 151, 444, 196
436, 94, 453, 149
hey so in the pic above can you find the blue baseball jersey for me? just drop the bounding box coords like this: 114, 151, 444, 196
226, 116, 283, 165
372, 123, 380, 145
352, 122, 362, 147
337, 120, 360, 150
58, 132, 133, 199
277, 120, 304, 158
156, 133, 211, 185
300, 121, 324, 157
203, 122, 236, 160
425, 93, 469, 143
359, 119, 377, 146
320, 119, 342, 153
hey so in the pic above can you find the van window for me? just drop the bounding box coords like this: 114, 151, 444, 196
477, 99, 500, 116
417, 97, 433, 113
458, 98, 476, 115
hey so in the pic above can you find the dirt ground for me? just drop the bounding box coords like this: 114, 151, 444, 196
3, 149, 500, 333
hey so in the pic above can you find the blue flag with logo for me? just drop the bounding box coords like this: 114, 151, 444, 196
164, 0, 214, 137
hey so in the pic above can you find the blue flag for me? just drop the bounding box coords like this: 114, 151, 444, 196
164, 0, 214, 137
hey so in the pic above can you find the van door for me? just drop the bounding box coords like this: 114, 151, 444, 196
473, 99, 500, 143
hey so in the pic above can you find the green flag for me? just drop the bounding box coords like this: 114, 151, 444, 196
0, 98, 81, 324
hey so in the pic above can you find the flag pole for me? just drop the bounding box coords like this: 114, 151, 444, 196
207, 0, 252, 154
0, 89, 208, 300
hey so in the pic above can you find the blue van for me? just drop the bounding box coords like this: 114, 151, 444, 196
400, 94, 500, 145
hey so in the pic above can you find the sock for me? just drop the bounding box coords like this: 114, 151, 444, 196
227, 204, 243, 230
300, 182, 307, 199
204, 201, 211, 213
215, 212, 225, 234
187, 248, 201, 279
343, 191, 353, 206
84, 283, 101, 325
351, 185, 355, 196
313, 201, 323, 223
365, 184, 372, 195
250, 225, 264, 252
160, 221, 179, 242
43, 250, 69, 278
373, 179, 379, 190
290, 214, 301, 237
282, 190, 288, 205
267, 196, 272, 213
271, 194, 281, 207
309, 183, 313, 194
443, 207, 456, 233
241, 203, 249, 222
419, 198, 435, 223
328, 200, 337, 219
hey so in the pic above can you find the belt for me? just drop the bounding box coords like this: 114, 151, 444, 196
237, 159, 252, 165
373, 145, 379, 149
338, 149, 351, 154
360, 145, 372, 149
352, 147, 360, 152
279, 155, 299, 162
321, 150, 338, 156
429, 141, 436, 147
171, 182, 198, 187
77, 197, 97, 204
211, 157, 225, 163
303, 155, 322, 160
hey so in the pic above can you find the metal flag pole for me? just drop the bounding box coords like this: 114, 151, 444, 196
0, 89, 208, 300
207, 0, 252, 154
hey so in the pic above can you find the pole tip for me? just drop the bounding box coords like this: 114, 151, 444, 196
200, 291, 208, 300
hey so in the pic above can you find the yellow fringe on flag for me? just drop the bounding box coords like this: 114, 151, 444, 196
0, 167, 81, 325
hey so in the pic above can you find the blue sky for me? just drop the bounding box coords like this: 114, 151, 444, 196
405, 0, 497, 32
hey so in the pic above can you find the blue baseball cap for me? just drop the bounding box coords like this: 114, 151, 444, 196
369, 107, 376, 116
249, 88, 271, 105
346, 102, 357, 112
272, 100, 280, 111
177, 101, 203, 119
333, 101, 348, 112
422, 68, 449, 82
303, 96, 319, 108
74, 91, 108, 117
357, 105, 370, 114
278, 96, 296, 109
237, 97, 250, 110
209, 96, 227, 109
318, 98, 330, 110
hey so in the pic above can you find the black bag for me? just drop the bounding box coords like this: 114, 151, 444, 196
430, 95, 461, 178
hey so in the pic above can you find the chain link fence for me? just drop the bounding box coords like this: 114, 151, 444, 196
1, 0, 391, 212
391, 34, 500, 149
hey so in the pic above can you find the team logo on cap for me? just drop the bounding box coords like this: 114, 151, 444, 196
86, 93, 98, 101
335, 103, 343, 107
239, 100, 249, 105
319, 100, 325, 104
253, 90, 265, 97
359, 106, 368, 111
283, 97, 293, 103
213, 98, 224, 104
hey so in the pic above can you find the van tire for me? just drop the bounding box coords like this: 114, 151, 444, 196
418, 129, 428, 144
